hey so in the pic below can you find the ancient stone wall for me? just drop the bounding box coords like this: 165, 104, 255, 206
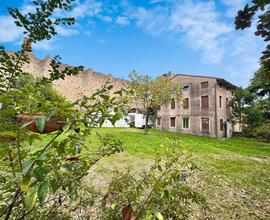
22, 52, 127, 101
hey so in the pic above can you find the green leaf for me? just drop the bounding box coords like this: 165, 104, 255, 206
75, 145, 81, 154
33, 166, 47, 182
50, 180, 58, 194
162, 190, 170, 199
24, 186, 38, 210
35, 117, 46, 132
19, 176, 31, 192
100, 94, 110, 101
22, 159, 34, 175
155, 212, 164, 220
56, 140, 67, 155
38, 182, 49, 205
38, 152, 47, 161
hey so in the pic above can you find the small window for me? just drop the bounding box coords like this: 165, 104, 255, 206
157, 105, 161, 110
220, 119, 224, 131
183, 98, 189, 109
219, 96, 222, 108
170, 117, 176, 127
183, 117, 189, 129
201, 96, 209, 108
232, 91, 234, 95
183, 85, 189, 92
226, 98, 229, 109
202, 118, 209, 131
157, 117, 161, 126
171, 99, 175, 109
201, 81, 209, 89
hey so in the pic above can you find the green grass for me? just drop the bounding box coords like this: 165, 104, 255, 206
30, 127, 270, 218
84, 128, 270, 219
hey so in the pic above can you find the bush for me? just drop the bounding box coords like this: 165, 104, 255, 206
253, 123, 270, 141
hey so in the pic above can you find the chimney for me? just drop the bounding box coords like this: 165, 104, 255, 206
23, 37, 32, 51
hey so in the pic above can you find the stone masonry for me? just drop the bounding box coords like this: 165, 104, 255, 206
156, 73, 237, 139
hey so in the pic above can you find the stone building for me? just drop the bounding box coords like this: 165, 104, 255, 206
156, 73, 237, 139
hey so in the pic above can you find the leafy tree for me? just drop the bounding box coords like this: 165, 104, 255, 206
235, 0, 270, 69
129, 71, 182, 135
249, 67, 270, 97
229, 87, 256, 129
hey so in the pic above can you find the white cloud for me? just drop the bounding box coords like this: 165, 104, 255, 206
55, 26, 79, 36
225, 25, 265, 85
115, 16, 130, 26
220, 0, 246, 18
70, 0, 102, 19
98, 15, 113, 22
128, 0, 232, 64
168, 1, 232, 64
0, 16, 23, 42
32, 40, 54, 51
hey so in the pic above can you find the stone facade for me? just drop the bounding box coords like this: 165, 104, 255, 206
21, 52, 127, 101
156, 73, 237, 139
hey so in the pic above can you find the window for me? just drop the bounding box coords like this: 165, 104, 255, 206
219, 96, 222, 108
157, 117, 161, 126
232, 91, 234, 95
171, 99, 175, 109
220, 119, 224, 131
226, 98, 229, 109
201, 96, 209, 108
183, 98, 189, 109
183, 117, 189, 129
170, 117, 176, 127
157, 105, 161, 110
201, 81, 209, 89
183, 85, 189, 92
201, 118, 209, 131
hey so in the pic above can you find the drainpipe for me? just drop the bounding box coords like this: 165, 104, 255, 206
214, 83, 218, 138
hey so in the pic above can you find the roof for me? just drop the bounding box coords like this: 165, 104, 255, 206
165, 73, 238, 90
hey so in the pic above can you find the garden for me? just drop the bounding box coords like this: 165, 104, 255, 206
1, 0, 270, 219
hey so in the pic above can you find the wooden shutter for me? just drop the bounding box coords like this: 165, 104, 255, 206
170, 117, 176, 127
201, 118, 209, 131
201, 81, 209, 89
201, 96, 209, 108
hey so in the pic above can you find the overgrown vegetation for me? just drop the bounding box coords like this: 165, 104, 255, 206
0, 1, 205, 219
233, 1, 270, 141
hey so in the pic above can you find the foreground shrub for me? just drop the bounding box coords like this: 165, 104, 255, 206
96, 141, 207, 220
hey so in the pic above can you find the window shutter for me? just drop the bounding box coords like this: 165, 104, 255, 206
201, 81, 209, 89
201, 96, 209, 108
202, 118, 209, 131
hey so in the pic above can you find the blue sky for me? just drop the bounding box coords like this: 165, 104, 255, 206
0, 0, 265, 86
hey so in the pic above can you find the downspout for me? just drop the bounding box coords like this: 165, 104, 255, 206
214, 83, 218, 138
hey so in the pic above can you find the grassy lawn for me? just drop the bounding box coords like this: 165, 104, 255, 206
84, 128, 270, 219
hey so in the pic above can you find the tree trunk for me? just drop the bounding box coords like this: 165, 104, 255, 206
144, 114, 149, 135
